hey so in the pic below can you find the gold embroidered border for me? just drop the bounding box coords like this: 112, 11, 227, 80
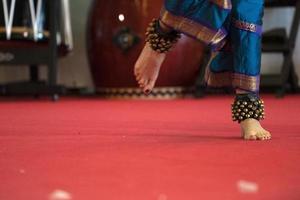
232, 73, 260, 92
209, 0, 232, 9
160, 8, 227, 46
205, 68, 232, 87
233, 19, 260, 33
205, 64, 260, 92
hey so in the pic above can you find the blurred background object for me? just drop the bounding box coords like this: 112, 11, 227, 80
0, 0, 73, 100
260, 0, 300, 97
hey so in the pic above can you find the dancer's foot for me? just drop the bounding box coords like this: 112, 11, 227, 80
240, 118, 271, 140
134, 43, 166, 94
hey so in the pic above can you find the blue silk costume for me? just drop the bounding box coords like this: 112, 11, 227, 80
159, 0, 264, 93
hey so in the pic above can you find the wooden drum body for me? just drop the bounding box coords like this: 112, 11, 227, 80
87, 0, 205, 98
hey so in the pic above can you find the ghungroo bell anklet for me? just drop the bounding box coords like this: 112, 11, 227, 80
145, 18, 181, 53
232, 94, 265, 123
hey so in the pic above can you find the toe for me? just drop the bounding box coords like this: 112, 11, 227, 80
244, 131, 257, 140
258, 132, 271, 140
256, 132, 266, 140
134, 68, 140, 77
143, 79, 155, 94
136, 74, 142, 81
258, 130, 271, 140
138, 80, 145, 88
266, 131, 271, 138
264, 131, 272, 140
248, 134, 257, 140
144, 89, 151, 95
134, 64, 142, 75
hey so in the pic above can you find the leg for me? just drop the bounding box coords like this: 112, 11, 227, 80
134, 43, 166, 94
231, 0, 271, 140
135, 0, 231, 94
236, 90, 271, 140
134, 22, 173, 94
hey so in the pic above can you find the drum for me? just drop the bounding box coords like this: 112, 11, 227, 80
87, 0, 205, 98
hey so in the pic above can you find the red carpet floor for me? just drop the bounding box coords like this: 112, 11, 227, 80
0, 95, 300, 200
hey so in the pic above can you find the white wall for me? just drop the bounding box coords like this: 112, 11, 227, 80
0, 3, 299, 89
262, 8, 300, 85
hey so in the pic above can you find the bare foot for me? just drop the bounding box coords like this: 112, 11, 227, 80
240, 118, 271, 140
134, 43, 166, 94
